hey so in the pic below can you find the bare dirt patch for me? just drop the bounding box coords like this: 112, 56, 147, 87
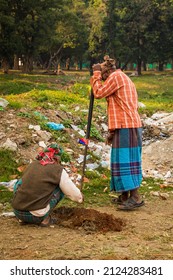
53, 207, 125, 233
1, 198, 173, 260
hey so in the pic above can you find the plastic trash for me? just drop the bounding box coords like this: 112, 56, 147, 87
0, 98, 9, 108
78, 138, 88, 145
100, 161, 109, 168
34, 111, 48, 120
47, 122, 65, 130
0, 179, 17, 189
77, 154, 90, 164
29, 124, 41, 131
86, 163, 99, 170
0, 212, 15, 217
71, 125, 85, 136
39, 141, 47, 148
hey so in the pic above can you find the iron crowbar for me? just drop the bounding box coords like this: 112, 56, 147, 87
80, 74, 94, 191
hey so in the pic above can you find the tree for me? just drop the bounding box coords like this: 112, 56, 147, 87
12, 0, 65, 73
0, 0, 16, 73
102, 0, 119, 59
115, 0, 155, 75
146, 0, 173, 70
43, 0, 88, 72
86, 0, 107, 62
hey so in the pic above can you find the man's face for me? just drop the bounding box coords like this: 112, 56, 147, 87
101, 70, 109, 81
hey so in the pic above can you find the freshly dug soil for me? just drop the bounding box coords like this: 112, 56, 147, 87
1, 198, 173, 260
53, 207, 125, 233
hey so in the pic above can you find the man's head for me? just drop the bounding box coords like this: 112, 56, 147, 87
36, 143, 63, 165
101, 55, 116, 80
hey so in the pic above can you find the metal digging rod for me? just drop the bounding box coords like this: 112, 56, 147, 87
80, 83, 94, 191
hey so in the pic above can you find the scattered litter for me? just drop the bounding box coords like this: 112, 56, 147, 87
78, 138, 88, 145
75, 106, 80, 111
164, 171, 172, 178
29, 124, 41, 131
47, 122, 65, 130
17, 165, 27, 173
77, 155, 90, 163
86, 163, 99, 170
159, 193, 169, 200
0, 179, 17, 190
0, 212, 15, 217
34, 111, 48, 120
71, 125, 85, 136
100, 161, 109, 168
150, 191, 160, 197
2, 138, 18, 151
101, 123, 108, 131
0, 98, 9, 108
39, 141, 47, 148
150, 191, 170, 200
138, 102, 146, 108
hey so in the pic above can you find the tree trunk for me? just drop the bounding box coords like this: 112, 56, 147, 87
158, 62, 164, 71
14, 55, 19, 70
66, 58, 70, 70
22, 55, 33, 73
128, 62, 133, 71
143, 61, 147, 71
74, 59, 78, 70
79, 60, 82, 70
137, 58, 142, 75
2, 58, 9, 74
46, 45, 63, 72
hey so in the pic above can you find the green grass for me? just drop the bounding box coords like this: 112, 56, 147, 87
0, 149, 19, 182
131, 72, 173, 115
0, 149, 19, 206
59, 168, 111, 208
0, 72, 86, 95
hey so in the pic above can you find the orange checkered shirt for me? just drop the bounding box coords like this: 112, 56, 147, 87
92, 69, 142, 130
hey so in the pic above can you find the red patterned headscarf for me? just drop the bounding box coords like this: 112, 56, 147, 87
36, 143, 63, 166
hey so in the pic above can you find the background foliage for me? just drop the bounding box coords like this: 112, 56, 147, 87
1, 0, 173, 74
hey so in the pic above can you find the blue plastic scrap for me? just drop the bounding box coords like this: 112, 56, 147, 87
47, 122, 65, 130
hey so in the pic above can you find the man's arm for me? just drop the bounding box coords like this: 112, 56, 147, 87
59, 169, 83, 203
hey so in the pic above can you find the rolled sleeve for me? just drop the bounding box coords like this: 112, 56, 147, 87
59, 169, 83, 203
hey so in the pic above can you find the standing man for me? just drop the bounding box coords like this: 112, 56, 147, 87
90, 55, 144, 210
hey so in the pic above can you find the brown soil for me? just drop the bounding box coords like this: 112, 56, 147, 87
1, 197, 173, 260
53, 207, 125, 233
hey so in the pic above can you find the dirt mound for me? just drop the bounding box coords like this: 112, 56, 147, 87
53, 207, 125, 233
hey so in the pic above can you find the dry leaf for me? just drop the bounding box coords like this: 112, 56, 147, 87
83, 177, 89, 183
17, 165, 27, 173
10, 174, 18, 179
71, 165, 77, 173
159, 193, 169, 200
160, 184, 168, 189
101, 174, 107, 179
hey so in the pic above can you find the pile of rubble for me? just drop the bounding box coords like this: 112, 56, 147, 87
0, 96, 173, 185
142, 112, 173, 182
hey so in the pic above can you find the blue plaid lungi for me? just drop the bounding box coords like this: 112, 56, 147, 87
13, 179, 64, 224
110, 128, 142, 193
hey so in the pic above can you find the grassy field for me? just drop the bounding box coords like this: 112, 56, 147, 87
0, 70, 173, 210
1, 70, 173, 112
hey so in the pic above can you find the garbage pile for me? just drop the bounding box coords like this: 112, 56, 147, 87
0, 97, 173, 185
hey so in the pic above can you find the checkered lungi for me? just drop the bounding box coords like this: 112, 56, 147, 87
13, 179, 64, 224
110, 128, 142, 193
